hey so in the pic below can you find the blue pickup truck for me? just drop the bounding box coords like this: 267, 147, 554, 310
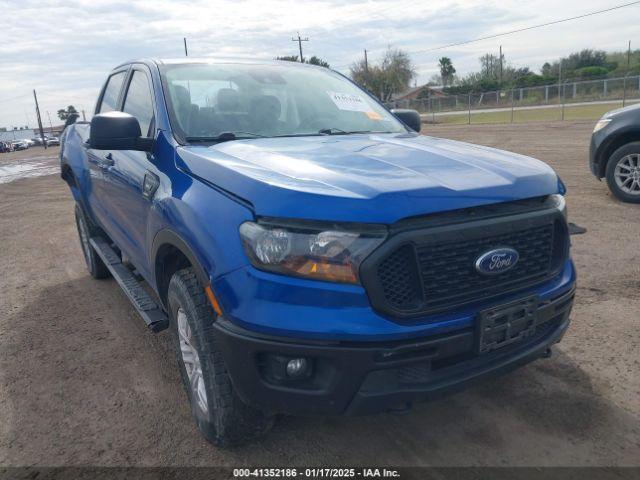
60, 58, 575, 446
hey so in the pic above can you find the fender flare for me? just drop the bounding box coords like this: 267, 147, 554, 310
151, 229, 209, 289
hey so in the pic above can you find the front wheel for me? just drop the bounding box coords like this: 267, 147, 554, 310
167, 268, 274, 447
605, 142, 640, 203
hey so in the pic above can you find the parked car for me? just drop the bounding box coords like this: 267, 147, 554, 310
60, 59, 575, 446
0, 141, 12, 153
31, 137, 46, 146
46, 136, 60, 146
590, 102, 640, 203
11, 140, 28, 151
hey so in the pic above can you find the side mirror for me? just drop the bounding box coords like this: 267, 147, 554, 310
391, 108, 421, 133
89, 111, 153, 151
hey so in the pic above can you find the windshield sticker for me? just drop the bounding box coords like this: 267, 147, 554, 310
327, 91, 371, 112
365, 111, 382, 120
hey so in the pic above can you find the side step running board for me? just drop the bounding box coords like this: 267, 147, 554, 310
90, 237, 169, 332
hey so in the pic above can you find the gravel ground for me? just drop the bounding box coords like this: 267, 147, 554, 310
0, 122, 638, 467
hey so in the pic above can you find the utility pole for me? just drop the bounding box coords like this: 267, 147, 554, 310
499, 45, 503, 84
82, 110, 86, 122
184, 37, 188, 57
23, 108, 31, 128
291, 32, 308, 63
623, 41, 631, 107
558, 61, 565, 121
33, 90, 47, 149
558, 60, 562, 99
364, 49, 369, 88
46, 111, 53, 133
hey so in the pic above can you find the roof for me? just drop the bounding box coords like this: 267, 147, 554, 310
115, 57, 327, 71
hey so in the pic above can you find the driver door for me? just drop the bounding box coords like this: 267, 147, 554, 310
100, 67, 158, 279
85, 69, 128, 232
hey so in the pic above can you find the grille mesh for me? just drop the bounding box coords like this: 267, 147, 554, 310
376, 223, 556, 313
377, 245, 420, 308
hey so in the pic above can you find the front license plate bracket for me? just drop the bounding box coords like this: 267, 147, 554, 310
477, 295, 539, 354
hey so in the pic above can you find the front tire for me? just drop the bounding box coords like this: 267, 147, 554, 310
167, 268, 273, 447
74, 204, 110, 279
605, 142, 640, 203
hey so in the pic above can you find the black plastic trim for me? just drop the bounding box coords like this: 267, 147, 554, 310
360, 204, 569, 320
150, 229, 209, 288
212, 286, 574, 416
90, 237, 168, 332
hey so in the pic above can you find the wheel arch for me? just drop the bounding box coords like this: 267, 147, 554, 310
151, 229, 209, 307
61, 161, 100, 229
597, 129, 640, 177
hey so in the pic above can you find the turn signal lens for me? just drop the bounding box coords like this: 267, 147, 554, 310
239, 221, 386, 284
204, 285, 223, 316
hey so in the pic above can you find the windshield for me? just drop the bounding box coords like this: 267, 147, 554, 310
160, 62, 407, 141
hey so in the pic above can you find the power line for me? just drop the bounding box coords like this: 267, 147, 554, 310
0, 93, 31, 103
334, 1, 640, 69
411, 1, 640, 54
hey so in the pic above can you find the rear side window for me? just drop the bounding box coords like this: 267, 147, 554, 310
98, 71, 126, 113
123, 71, 155, 137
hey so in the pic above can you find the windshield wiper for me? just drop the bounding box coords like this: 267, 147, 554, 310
318, 127, 348, 135
185, 131, 267, 143
318, 128, 395, 135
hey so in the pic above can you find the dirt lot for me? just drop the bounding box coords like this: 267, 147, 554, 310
0, 122, 638, 467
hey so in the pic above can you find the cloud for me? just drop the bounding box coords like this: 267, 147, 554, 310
0, 0, 637, 127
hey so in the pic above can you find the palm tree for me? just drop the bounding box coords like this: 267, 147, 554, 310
438, 57, 456, 86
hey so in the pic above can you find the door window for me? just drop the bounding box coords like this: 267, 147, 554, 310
123, 71, 155, 137
98, 71, 126, 113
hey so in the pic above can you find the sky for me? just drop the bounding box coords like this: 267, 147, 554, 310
0, 0, 638, 129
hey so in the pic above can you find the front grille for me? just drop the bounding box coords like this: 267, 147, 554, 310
363, 204, 568, 319
415, 224, 553, 311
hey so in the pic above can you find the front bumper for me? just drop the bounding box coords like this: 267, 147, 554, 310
589, 133, 602, 177
213, 286, 574, 416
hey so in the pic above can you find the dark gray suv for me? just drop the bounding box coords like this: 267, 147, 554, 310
590, 102, 640, 203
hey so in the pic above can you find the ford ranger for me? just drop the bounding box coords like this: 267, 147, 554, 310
60, 59, 575, 446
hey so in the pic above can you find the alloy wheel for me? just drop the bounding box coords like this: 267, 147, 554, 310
177, 307, 209, 415
614, 153, 640, 195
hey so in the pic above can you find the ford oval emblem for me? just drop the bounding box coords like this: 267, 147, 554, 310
475, 248, 519, 275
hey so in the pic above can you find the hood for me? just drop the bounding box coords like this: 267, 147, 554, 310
604, 101, 640, 118
176, 133, 559, 224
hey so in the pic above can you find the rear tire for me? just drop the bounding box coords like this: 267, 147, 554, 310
167, 268, 274, 447
74, 204, 110, 279
605, 142, 640, 203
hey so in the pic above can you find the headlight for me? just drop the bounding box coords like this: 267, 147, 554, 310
239, 220, 387, 283
593, 118, 611, 133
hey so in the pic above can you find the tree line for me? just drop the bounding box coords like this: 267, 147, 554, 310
436, 48, 640, 96
343, 46, 640, 99
276, 46, 639, 101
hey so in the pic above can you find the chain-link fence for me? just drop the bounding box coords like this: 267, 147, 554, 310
389, 74, 640, 125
